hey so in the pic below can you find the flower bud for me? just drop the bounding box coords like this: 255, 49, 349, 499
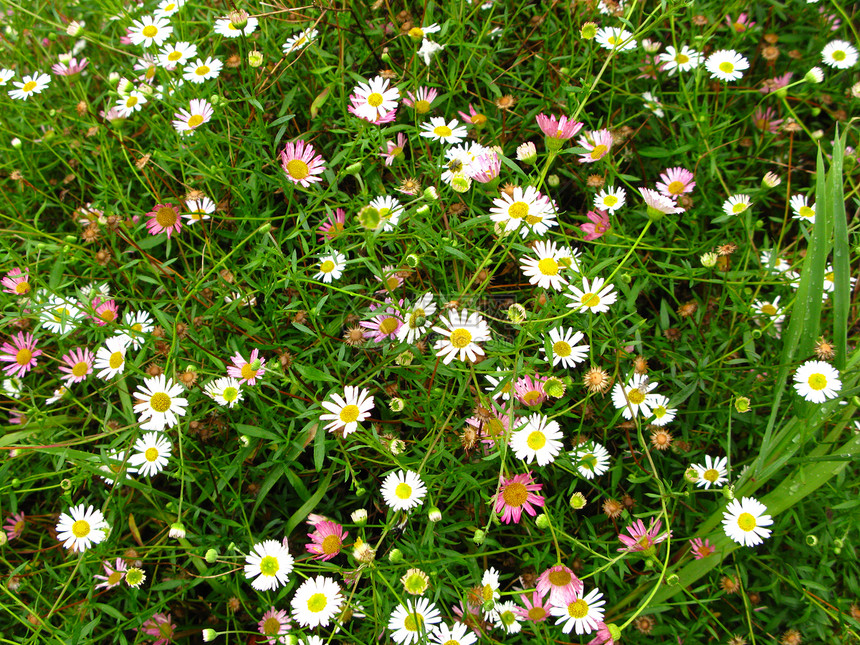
205, 548, 218, 563
169, 522, 186, 539
535, 513, 550, 529
345, 161, 362, 176
734, 396, 751, 413
228, 9, 249, 29
450, 173, 472, 193
851, 82, 860, 99
202, 629, 217, 642
547, 174, 560, 187
66, 21, 83, 37
248, 50, 263, 67
805, 534, 818, 546
516, 141, 537, 164
423, 186, 438, 201
722, 485, 735, 501
544, 376, 566, 399
428, 506, 442, 522
389, 438, 406, 455
395, 351, 414, 366
506, 303, 527, 324
666, 573, 679, 586
388, 547, 404, 563
684, 467, 699, 484
761, 172, 781, 188
389, 398, 405, 412
11, 137, 21, 149
416, 204, 430, 216
351, 509, 368, 525
472, 529, 486, 545
804, 67, 824, 83
569, 492, 587, 510
580, 22, 597, 39
700, 252, 718, 268
354, 486, 367, 497
353, 538, 376, 563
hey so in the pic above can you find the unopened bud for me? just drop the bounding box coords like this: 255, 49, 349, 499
66, 21, 83, 37
388, 547, 403, 563
423, 186, 438, 201
569, 492, 587, 510
351, 509, 368, 525
535, 513, 550, 529
202, 628, 217, 642
580, 22, 597, 39
516, 141, 537, 164
734, 396, 751, 413
472, 529, 486, 545
544, 376, 566, 398
248, 50, 264, 67
547, 174, 560, 187
428, 506, 442, 522
805, 534, 818, 546
205, 548, 218, 563
506, 303, 527, 324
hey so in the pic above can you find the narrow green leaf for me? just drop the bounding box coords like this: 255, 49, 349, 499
829, 125, 849, 370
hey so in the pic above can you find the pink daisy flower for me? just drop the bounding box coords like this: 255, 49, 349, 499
759, 72, 793, 94
2, 268, 31, 295
640, 187, 685, 217
93, 298, 120, 325
306, 520, 349, 562
577, 129, 613, 163
52, 57, 89, 76
317, 208, 347, 241
360, 298, 404, 342
469, 152, 501, 183
725, 12, 755, 33
139, 613, 176, 645
1, 332, 42, 378
587, 622, 618, 645
452, 600, 482, 636
514, 374, 548, 407
655, 167, 696, 197
59, 347, 95, 384
348, 93, 398, 124
172, 98, 214, 134
375, 265, 404, 293
617, 518, 671, 552
465, 402, 516, 448
94, 557, 128, 590
536, 113, 584, 140
403, 86, 439, 114
517, 590, 552, 622
536, 564, 583, 606
379, 132, 407, 166
494, 472, 544, 524
457, 103, 488, 127
4, 511, 25, 541
689, 537, 715, 559
258, 607, 291, 644
580, 209, 611, 241
227, 348, 266, 385
280, 140, 326, 187
145, 203, 182, 238
752, 107, 783, 134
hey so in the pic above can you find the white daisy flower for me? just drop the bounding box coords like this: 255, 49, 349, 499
183, 196, 216, 223
542, 327, 589, 368
8, 72, 51, 101
691, 455, 728, 489
793, 360, 841, 403
116, 310, 154, 350
351, 75, 400, 122
752, 296, 785, 327
642, 91, 664, 118
244, 539, 295, 591
183, 57, 223, 84
550, 587, 606, 635
282, 28, 318, 54
657, 44, 702, 74
204, 376, 244, 408
93, 336, 129, 379
509, 413, 563, 466
381, 470, 427, 511
705, 49, 749, 82
291, 575, 343, 628
154, 0, 184, 19
417, 38, 444, 66
821, 40, 858, 69
319, 385, 375, 436
431, 309, 491, 364
480, 567, 501, 607
213, 15, 259, 38
484, 369, 514, 401
128, 432, 172, 477
39, 295, 83, 334
429, 622, 477, 645
759, 250, 792, 275
594, 186, 626, 212
822, 264, 856, 295
646, 393, 676, 426
571, 442, 611, 479
396, 293, 437, 343
491, 600, 523, 634
557, 245, 582, 273
520, 240, 569, 291
611, 373, 658, 419
595, 27, 637, 52
314, 252, 347, 283
419, 117, 468, 144
722, 496, 773, 547
406, 23, 441, 39
789, 194, 815, 223
115, 91, 147, 118
489, 185, 553, 235
565, 276, 618, 314
56, 503, 109, 552
0, 68, 15, 85
133, 374, 188, 431
158, 41, 197, 69
388, 597, 442, 644
128, 15, 173, 48
723, 194, 752, 216
368, 195, 404, 232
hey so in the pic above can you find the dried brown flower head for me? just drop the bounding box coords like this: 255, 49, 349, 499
448, 202, 467, 216
814, 338, 835, 361
633, 355, 648, 374
293, 310, 307, 325
495, 95, 516, 110
763, 33, 779, 44
761, 45, 780, 61
501, 183, 517, 198
586, 174, 605, 188
378, 69, 397, 80
81, 224, 100, 244
343, 327, 365, 346
677, 301, 698, 318
146, 364, 164, 377
720, 575, 741, 594
178, 370, 198, 387
583, 366, 611, 394
650, 429, 673, 451
779, 629, 802, 645
226, 54, 241, 68
633, 615, 656, 634
135, 153, 151, 170
399, 177, 421, 195
692, 14, 709, 25
664, 327, 681, 342
602, 498, 624, 519
717, 242, 738, 256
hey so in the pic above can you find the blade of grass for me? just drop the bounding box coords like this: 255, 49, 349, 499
829, 125, 849, 371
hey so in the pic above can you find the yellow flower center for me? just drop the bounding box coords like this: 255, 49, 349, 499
144, 447, 159, 462
553, 341, 571, 357
833, 50, 846, 61
259, 555, 279, 576
168, 51, 182, 61
807, 373, 827, 390
653, 405, 667, 418
472, 113, 487, 125
187, 114, 204, 128
100, 309, 116, 322
415, 100, 430, 114
378, 316, 399, 335
227, 22, 238, 31
824, 271, 834, 282
319, 260, 335, 273
15, 348, 32, 366
408, 27, 424, 39
502, 481, 527, 507
548, 569, 571, 586
395, 482, 412, 499
581, 292, 600, 308
732, 202, 747, 214
666, 180, 684, 195
528, 606, 547, 621
21, 81, 37, 93
590, 144, 607, 159
142, 25, 158, 38
241, 364, 258, 380
482, 583, 495, 601
719, 61, 735, 74
526, 431, 546, 450
676, 54, 689, 64
72, 361, 89, 377
603, 195, 618, 207
449, 328, 472, 348
627, 387, 646, 405
126, 96, 138, 108
262, 617, 281, 635
149, 392, 171, 413
195, 65, 210, 76
737, 512, 757, 531
72, 519, 90, 538
508, 201, 528, 219
567, 598, 589, 618
223, 386, 238, 402
155, 207, 177, 227
339, 404, 360, 424
525, 213, 544, 226
321, 533, 341, 554
522, 390, 541, 405
109, 352, 124, 369
307, 592, 327, 612
286, 159, 310, 180
403, 613, 423, 631
433, 125, 452, 137
761, 304, 777, 315
485, 418, 503, 437
367, 92, 384, 107
703, 468, 719, 482
107, 571, 123, 585
799, 206, 814, 219
15, 281, 30, 294
537, 258, 559, 276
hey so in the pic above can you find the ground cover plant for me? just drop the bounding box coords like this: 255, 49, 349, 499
0, 0, 859, 643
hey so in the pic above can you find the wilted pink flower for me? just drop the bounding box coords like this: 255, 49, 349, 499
139, 612, 176, 645
52, 57, 89, 76
458, 103, 487, 127
379, 132, 407, 166
469, 152, 501, 183
536, 113, 584, 140
3, 512, 25, 541
759, 72, 793, 94
725, 13, 755, 33
689, 537, 715, 559
617, 518, 671, 552
580, 209, 611, 241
